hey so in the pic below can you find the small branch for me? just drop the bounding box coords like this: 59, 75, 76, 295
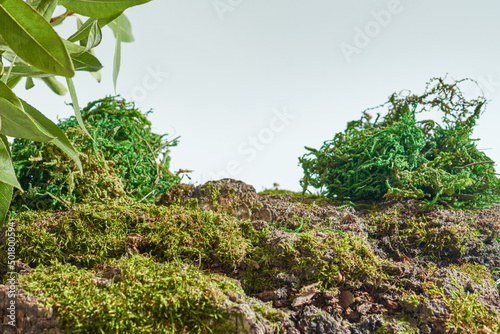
459, 161, 495, 171
451, 193, 476, 199
50, 11, 75, 23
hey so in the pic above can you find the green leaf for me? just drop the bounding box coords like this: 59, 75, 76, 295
5, 75, 21, 88
84, 20, 103, 52
112, 18, 122, 92
36, 0, 57, 21
90, 70, 102, 82
20, 98, 82, 172
108, 13, 134, 42
0, 180, 13, 226
55, 40, 103, 72
41, 76, 67, 95
72, 51, 103, 72
7, 63, 51, 78
0, 134, 22, 190
67, 15, 118, 43
65, 77, 93, 141
0, 98, 55, 142
25, 76, 35, 89
57, 0, 150, 19
89, 49, 102, 82
0, 0, 74, 77
0, 78, 23, 109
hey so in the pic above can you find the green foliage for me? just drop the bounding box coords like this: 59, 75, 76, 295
300, 78, 500, 210
0, 0, 151, 225
11, 96, 179, 210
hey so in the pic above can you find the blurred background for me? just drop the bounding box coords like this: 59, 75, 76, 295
14, 0, 500, 191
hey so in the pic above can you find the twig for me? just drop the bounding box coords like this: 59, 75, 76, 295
459, 161, 495, 171
451, 193, 476, 199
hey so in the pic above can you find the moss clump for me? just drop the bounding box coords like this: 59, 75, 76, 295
19, 255, 243, 333
240, 223, 392, 293
1, 203, 249, 273
300, 77, 500, 211
400, 263, 500, 333
425, 280, 500, 333
367, 209, 486, 260
11, 96, 178, 211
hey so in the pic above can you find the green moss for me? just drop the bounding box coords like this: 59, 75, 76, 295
258, 189, 303, 196
368, 209, 485, 259
1, 203, 249, 274
11, 96, 178, 211
400, 264, 500, 333
300, 77, 500, 211
241, 224, 393, 293
449, 263, 495, 286
425, 280, 500, 333
19, 255, 243, 333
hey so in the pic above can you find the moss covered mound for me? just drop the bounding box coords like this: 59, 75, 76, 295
1, 180, 500, 333
11, 96, 178, 211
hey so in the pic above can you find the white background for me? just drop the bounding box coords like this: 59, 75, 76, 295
15, 0, 500, 192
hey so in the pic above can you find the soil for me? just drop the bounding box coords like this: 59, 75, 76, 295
1, 178, 500, 333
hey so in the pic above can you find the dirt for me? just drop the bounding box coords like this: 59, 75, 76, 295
1, 178, 500, 333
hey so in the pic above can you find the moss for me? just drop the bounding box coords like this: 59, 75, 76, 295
258, 189, 303, 196
1, 203, 249, 275
19, 255, 243, 333
400, 263, 500, 333
11, 96, 178, 211
448, 263, 495, 286
425, 280, 500, 333
300, 77, 500, 211
368, 209, 485, 260
240, 224, 393, 293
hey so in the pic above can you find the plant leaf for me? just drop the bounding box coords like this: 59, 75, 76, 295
84, 19, 103, 52
0, 78, 23, 109
20, 98, 82, 172
41, 76, 67, 95
65, 77, 93, 141
67, 15, 118, 43
112, 19, 122, 92
0, 134, 22, 190
36, 0, 57, 21
0, 0, 74, 77
89, 49, 101, 82
5, 75, 21, 88
25, 76, 35, 89
57, 0, 150, 19
90, 70, 102, 82
0, 180, 13, 226
7, 63, 51, 78
108, 13, 134, 42
0, 98, 55, 141
73, 51, 103, 72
